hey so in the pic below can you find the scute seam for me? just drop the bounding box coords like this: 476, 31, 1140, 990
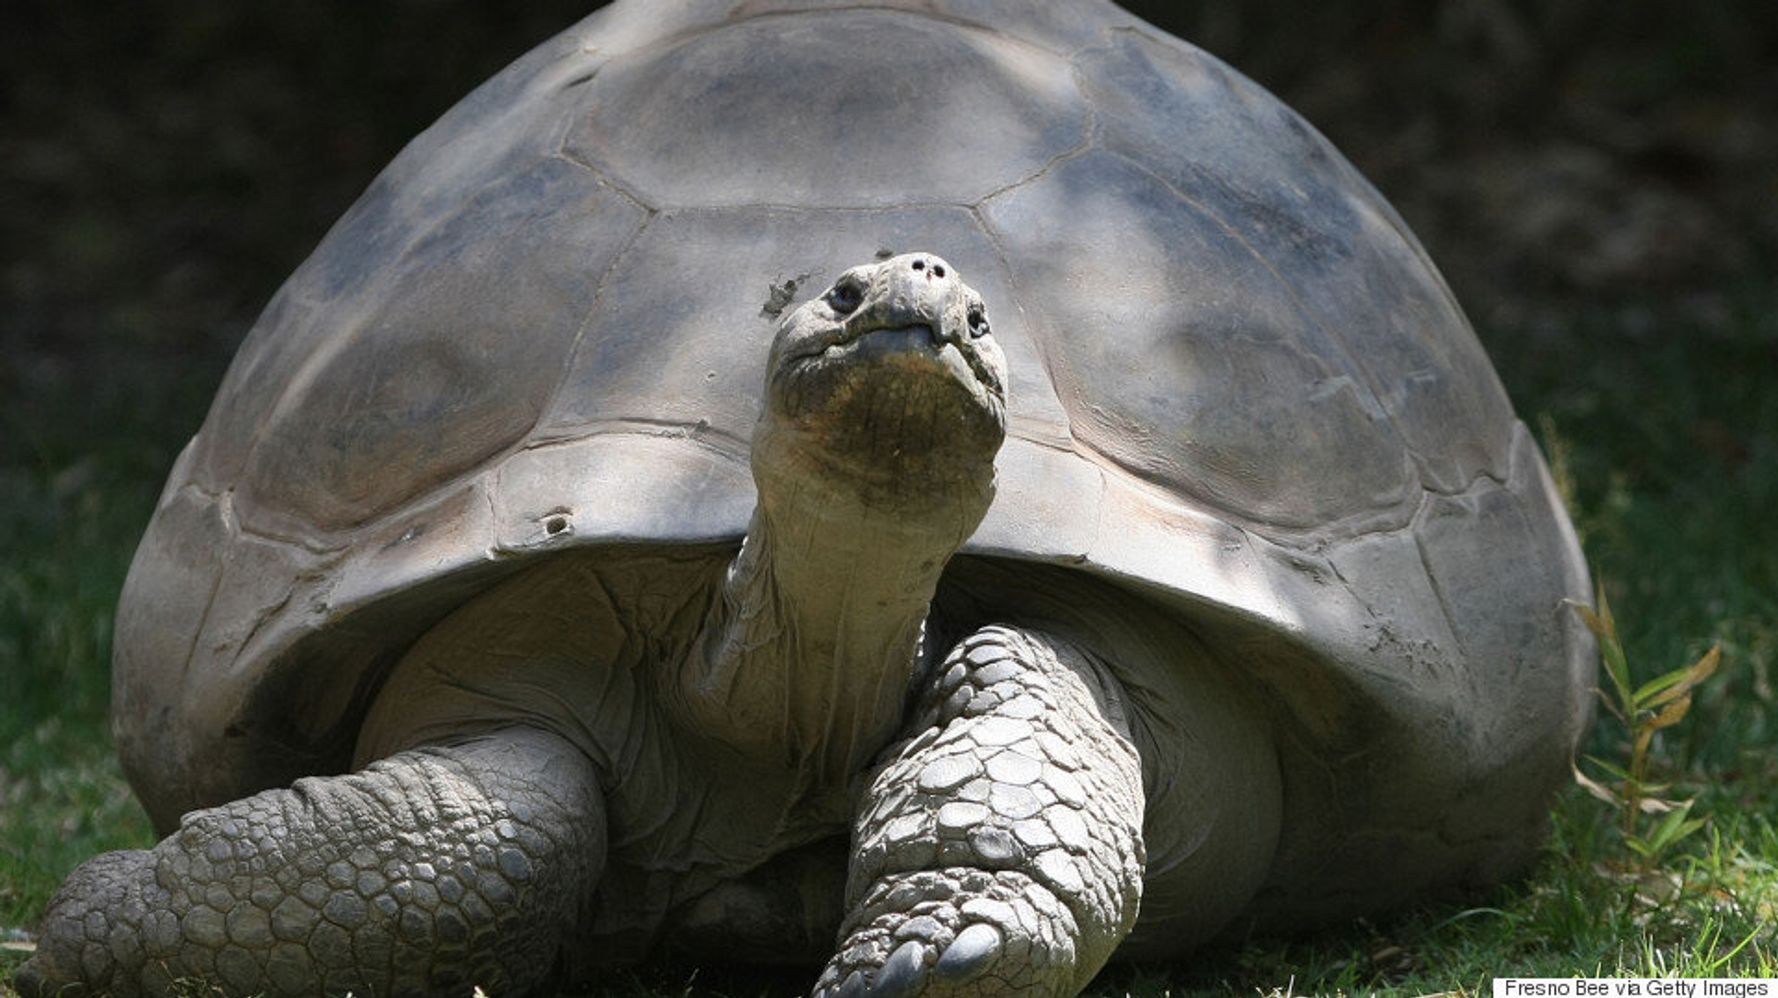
1095, 148, 1409, 462
723, 4, 1080, 60
227, 490, 350, 557
233, 151, 567, 511
524, 189, 657, 449
563, 5, 1095, 215
522, 417, 751, 461
552, 148, 658, 215
174, 498, 232, 695
1400, 420, 1537, 674
965, 57, 1098, 208
968, 207, 1063, 446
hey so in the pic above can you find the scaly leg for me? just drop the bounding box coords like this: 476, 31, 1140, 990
812, 625, 1146, 997
16, 726, 601, 998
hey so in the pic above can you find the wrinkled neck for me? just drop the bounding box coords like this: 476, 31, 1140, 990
676, 490, 966, 787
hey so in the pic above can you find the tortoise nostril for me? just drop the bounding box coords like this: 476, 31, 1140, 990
933, 264, 946, 278
911, 259, 925, 271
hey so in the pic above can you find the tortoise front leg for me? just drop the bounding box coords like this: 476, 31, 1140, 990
813, 626, 1146, 997
15, 726, 602, 998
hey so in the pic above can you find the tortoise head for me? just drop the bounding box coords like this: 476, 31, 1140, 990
756, 252, 1007, 521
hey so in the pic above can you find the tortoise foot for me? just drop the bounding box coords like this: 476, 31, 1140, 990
811, 867, 1079, 997
15, 849, 157, 998
819, 626, 1147, 997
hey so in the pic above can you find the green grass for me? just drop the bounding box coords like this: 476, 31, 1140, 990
2, 286, 1774, 995
0, 356, 206, 943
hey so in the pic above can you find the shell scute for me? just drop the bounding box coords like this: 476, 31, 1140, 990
982, 150, 1418, 532
233, 158, 645, 537
564, 9, 1089, 209
1075, 32, 1517, 496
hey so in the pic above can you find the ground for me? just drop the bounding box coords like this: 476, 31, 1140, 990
2, 2, 1775, 994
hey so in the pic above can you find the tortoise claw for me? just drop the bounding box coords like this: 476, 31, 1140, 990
934, 922, 1002, 983
870, 939, 932, 996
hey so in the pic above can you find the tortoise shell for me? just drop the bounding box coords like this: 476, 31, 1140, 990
113, 0, 1592, 915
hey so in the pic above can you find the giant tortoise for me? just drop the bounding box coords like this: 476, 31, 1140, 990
19, 1, 1594, 996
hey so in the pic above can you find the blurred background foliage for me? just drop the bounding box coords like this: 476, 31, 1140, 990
1173, 0, 1778, 305
1, 1, 1774, 991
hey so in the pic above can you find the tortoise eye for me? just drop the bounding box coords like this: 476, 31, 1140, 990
967, 306, 990, 338
827, 280, 863, 315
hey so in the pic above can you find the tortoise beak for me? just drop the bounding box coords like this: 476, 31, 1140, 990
825, 253, 1004, 398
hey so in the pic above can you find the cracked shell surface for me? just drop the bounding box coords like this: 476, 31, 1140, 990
115, 0, 1591, 908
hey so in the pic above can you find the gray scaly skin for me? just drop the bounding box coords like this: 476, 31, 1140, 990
813, 625, 1145, 996
17, 729, 600, 996
18, 254, 1179, 996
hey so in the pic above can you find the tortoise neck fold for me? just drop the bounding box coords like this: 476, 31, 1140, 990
674, 495, 960, 787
